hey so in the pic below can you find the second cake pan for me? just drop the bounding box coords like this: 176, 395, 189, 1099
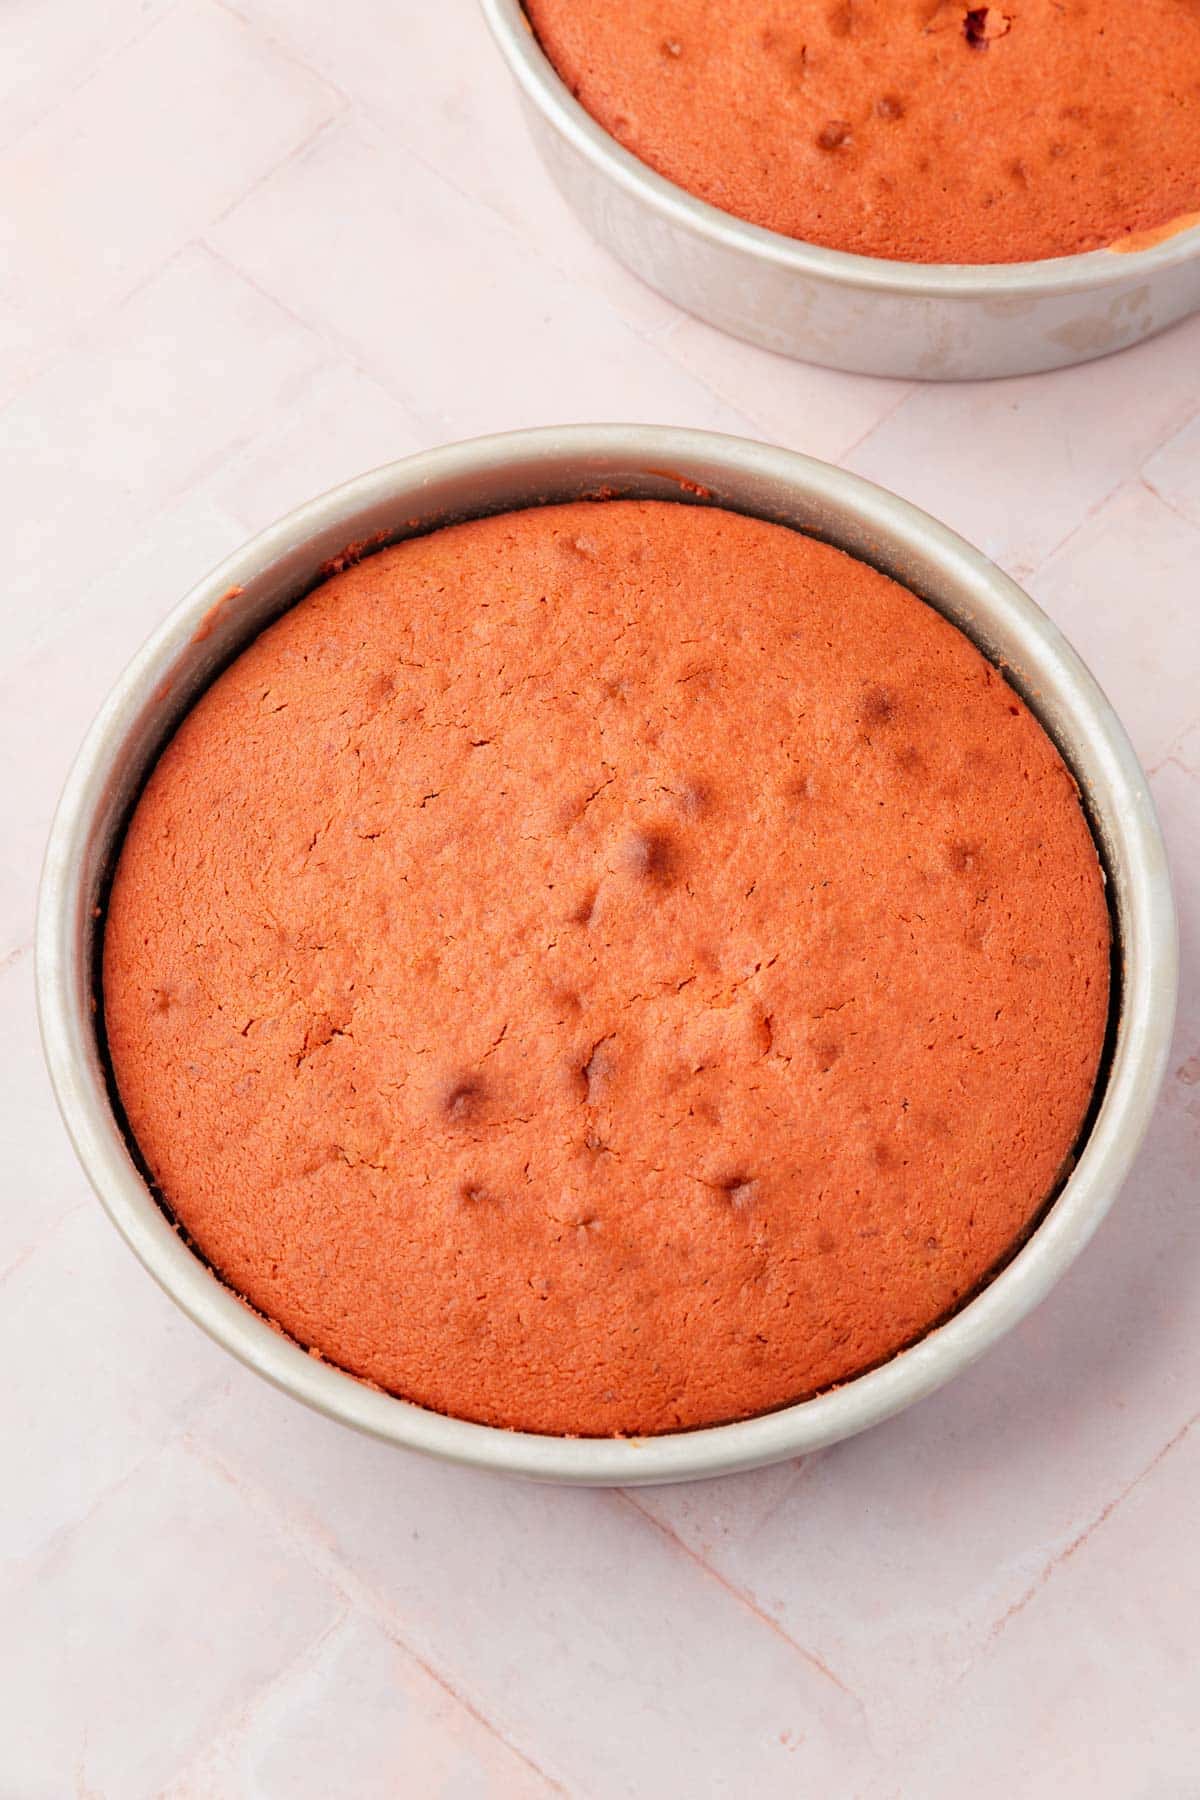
481, 0, 1200, 381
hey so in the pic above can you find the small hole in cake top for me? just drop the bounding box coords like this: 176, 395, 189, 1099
671, 779, 711, 819
623, 827, 678, 885
964, 7, 1012, 47
861, 684, 897, 728
816, 119, 854, 152
570, 886, 600, 927
443, 1078, 486, 1123
945, 840, 980, 874
580, 1035, 617, 1104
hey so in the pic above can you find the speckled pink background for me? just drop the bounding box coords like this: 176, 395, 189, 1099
3, 2, 1198, 1792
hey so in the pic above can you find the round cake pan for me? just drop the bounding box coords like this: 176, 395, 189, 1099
37, 425, 1177, 1485
480, 0, 1200, 380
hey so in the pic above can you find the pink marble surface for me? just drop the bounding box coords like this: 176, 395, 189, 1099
2, 1, 1198, 1791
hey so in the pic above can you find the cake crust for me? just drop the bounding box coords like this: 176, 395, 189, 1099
104, 501, 1110, 1435
524, 0, 1200, 264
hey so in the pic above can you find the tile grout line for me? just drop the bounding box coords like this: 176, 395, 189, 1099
740, 1448, 834, 1540
204, 77, 775, 431
0, 0, 348, 411
833, 380, 919, 466
1142, 390, 1200, 475
1016, 466, 1148, 589
198, 106, 350, 241
307, 96, 687, 361
1017, 394, 1200, 587
210, 0, 356, 117
199, 238, 447, 441
182, 1426, 569, 1795
1148, 749, 1200, 781
0, 104, 347, 422
0, 1198, 91, 1297
986, 1407, 1200, 1648
194, 93, 923, 466
0, 234, 215, 418
10, 235, 382, 668
215, 0, 728, 367
842, 384, 1200, 598
3, 1422, 355, 1793
161, 1598, 355, 1795
0, 1430, 166, 1599
842, 1412, 1200, 1789
1139, 471, 1200, 537
617, 1486, 868, 1720
197, 235, 405, 402
0, 0, 186, 159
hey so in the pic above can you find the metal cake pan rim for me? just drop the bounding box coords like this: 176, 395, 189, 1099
36, 424, 1178, 1485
